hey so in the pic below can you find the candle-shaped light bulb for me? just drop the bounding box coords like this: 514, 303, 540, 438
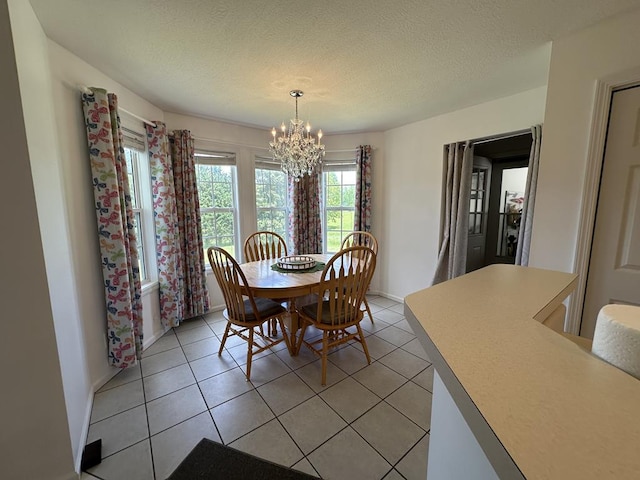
281, 122, 286, 133
317, 129, 323, 143
306, 122, 311, 133
271, 127, 276, 138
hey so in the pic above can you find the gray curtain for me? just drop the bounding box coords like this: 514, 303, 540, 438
432, 141, 474, 285
354, 145, 372, 232
515, 125, 542, 266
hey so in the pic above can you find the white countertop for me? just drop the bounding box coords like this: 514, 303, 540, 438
405, 264, 640, 479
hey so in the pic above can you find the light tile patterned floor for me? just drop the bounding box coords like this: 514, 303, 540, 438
81, 295, 432, 480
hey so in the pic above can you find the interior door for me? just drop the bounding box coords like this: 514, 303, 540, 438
466, 157, 491, 273
582, 85, 640, 337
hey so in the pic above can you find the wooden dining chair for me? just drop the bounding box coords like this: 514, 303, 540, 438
243, 231, 288, 336
207, 246, 292, 381
296, 246, 376, 385
243, 231, 288, 262
341, 231, 379, 323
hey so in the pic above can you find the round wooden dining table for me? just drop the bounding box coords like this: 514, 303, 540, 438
240, 253, 333, 350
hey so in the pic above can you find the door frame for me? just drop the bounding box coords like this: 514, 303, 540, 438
567, 68, 640, 335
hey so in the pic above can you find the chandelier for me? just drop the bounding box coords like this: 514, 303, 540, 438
269, 90, 325, 181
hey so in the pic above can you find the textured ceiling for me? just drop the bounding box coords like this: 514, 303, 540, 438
29, 0, 640, 134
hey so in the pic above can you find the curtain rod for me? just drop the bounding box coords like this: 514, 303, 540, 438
471, 129, 531, 146
79, 85, 157, 128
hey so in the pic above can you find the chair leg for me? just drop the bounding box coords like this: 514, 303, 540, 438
356, 323, 372, 365
321, 332, 329, 386
218, 323, 231, 355
364, 298, 374, 323
277, 317, 293, 354
296, 322, 309, 355
245, 328, 254, 381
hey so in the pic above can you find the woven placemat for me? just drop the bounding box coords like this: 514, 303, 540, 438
270, 261, 325, 273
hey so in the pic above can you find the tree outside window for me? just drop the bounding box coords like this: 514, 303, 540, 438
255, 166, 288, 244
196, 155, 238, 259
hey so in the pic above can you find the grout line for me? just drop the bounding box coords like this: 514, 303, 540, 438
139, 346, 158, 480
89, 301, 430, 480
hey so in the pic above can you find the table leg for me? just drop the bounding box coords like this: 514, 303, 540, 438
286, 298, 300, 355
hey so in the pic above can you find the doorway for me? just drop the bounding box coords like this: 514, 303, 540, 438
581, 85, 640, 337
466, 134, 532, 273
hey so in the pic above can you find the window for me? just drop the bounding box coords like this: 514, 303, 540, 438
469, 166, 488, 236
123, 127, 152, 282
322, 159, 356, 253
254, 157, 288, 243
195, 151, 239, 259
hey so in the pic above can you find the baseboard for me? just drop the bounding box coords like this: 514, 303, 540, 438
75, 384, 95, 474
143, 325, 170, 350
52, 471, 81, 480
206, 304, 225, 313
368, 290, 404, 304
381, 292, 404, 303
76, 326, 169, 474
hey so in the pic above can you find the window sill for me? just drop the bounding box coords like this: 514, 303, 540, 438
141, 280, 159, 296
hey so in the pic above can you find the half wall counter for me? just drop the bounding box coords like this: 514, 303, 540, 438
404, 264, 640, 479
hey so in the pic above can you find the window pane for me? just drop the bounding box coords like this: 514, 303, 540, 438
196, 163, 238, 259
342, 185, 355, 207
342, 171, 356, 184
124, 147, 148, 280
326, 231, 342, 253
124, 149, 139, 209
326, 210, 341, 231
322, 169, 356, 253
212, 182, 233, 208
133, 211, 146, 280
272, 210, 286, 232
254, 168, 288, 242
326, 186, 341, 207
326, 171, 340, 185
255, 183, 269, 207
342, 210, 354, 231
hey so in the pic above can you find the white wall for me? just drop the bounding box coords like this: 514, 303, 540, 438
383, 86, 547, 299
531, 9, 640, 273
9, 20, 167, 471
2, 0, 75, 478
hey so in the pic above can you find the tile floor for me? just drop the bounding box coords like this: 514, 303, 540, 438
81, 295, 433, 480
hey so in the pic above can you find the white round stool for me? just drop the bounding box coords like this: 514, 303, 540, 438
591, 304, 640, 379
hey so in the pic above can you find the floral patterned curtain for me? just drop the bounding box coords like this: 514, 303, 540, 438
288, 171, 323, 254
82, 88, 142, 368
354, 145, 372, 232
169, 130, 210, 318
146, 122, 184, 328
